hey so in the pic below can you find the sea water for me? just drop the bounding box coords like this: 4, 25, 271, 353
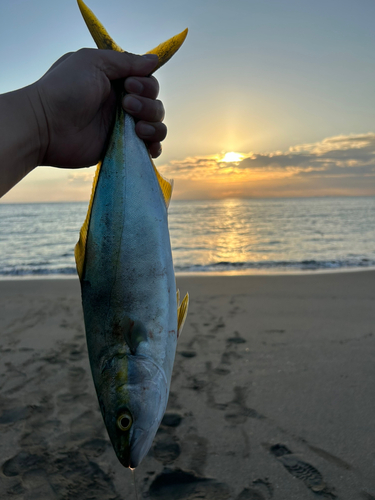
0, 197, 374, 277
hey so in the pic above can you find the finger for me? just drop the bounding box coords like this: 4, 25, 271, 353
135, 121, 167, 143
124, 75, 159, 99
94, 50, 158, 81
123, 95, 165, 122
148, 142, 162, 159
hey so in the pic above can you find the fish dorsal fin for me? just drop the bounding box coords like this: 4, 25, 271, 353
77, 0, 188, 71
152, 160, 173, 208
75, 161, 102, 280
177, 292, 189, 338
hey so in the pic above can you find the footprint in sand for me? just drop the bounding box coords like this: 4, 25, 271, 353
224, 386, 265, 424
149, 406, 229, 499
2, 448, 120, 499
269, 444, 336, 498
226, 332, 246, 344
235, 487, 266, 500
152, 429, 181, 465
152, 411, 183, 465
148, 468, 231, 500
161, 412, 183, 427
179, 350, 197, 358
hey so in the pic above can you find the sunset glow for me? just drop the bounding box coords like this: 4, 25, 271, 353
220, 152, 244, 163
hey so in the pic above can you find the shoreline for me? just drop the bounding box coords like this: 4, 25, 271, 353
1, 265, 375, 281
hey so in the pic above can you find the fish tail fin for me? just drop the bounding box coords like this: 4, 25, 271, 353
77, 0, 124, 51
146, 29, 188, 73
77, 0, 188, 71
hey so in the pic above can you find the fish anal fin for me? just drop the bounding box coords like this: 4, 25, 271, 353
75, 162, 102, 280
177, 293, 189, 338
152, 160, 173, 207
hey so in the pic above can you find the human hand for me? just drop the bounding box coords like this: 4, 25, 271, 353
32, 49, 166, 168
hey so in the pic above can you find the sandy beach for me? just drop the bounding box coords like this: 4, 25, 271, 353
0, 271, 374, 499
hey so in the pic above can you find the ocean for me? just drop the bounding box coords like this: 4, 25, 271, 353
0, 197, 374, 277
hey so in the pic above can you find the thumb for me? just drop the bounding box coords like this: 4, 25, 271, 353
95, 50, 159, 81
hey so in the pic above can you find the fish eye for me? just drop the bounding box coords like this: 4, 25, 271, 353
117, 412, 133, 431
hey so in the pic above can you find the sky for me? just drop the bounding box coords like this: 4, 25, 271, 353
1, 0, 375, 202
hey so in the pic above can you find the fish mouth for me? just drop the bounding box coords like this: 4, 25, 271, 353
129, 427, 157, 469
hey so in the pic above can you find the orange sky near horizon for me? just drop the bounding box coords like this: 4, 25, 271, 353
2, 132, 375, 203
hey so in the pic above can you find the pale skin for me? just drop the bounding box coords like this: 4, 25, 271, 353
0, 49, 166, 198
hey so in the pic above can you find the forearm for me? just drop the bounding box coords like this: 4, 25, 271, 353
0, 84, 46, 197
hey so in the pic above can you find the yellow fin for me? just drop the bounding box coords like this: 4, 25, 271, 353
146, 28, 188, 73
152, 160, 173, 207
77, 0, 124, 51
74, 162, 102, 280
176, 289, 180, 308
177, 293, 189, 338
77, 0, 188, 72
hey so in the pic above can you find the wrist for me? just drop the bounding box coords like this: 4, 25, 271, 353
0, 85, 48, 197
23, 82, 49, 168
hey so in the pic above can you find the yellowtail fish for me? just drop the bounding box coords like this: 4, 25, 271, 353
75, 0, 189, 469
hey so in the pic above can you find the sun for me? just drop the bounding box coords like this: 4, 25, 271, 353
221, 152, 244, 163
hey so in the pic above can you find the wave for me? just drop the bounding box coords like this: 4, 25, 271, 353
174, 258, 375, 273
0, 266, 77, 277
1, 259, 375, 277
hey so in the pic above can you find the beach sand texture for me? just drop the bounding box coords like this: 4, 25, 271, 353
0, 272, 374, 500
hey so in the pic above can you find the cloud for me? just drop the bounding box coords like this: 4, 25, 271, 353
68, 169, 96, 184
160, 133, 375, 181
158, 133, 375, 199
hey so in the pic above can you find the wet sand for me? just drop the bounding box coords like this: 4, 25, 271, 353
0, 272, 374, 499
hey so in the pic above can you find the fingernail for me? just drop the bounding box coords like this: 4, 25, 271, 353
123, 95, 142, 113
142, 54, 158, 62
139, 123, 155, 136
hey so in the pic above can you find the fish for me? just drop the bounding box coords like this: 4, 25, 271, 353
74, 0, 189, 469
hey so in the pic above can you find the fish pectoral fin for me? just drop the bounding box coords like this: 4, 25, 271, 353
177, 293, 189, 338
122, 318, 148, 355
77, 0, 188, 72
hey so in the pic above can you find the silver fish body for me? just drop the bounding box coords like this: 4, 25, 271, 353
81, 108, 178, 468
75, 0, 188, 469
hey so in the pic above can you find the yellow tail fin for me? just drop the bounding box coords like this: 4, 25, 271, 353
77, 0, 188, 73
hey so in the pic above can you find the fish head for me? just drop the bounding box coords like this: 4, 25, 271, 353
98, 353, 168, 468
